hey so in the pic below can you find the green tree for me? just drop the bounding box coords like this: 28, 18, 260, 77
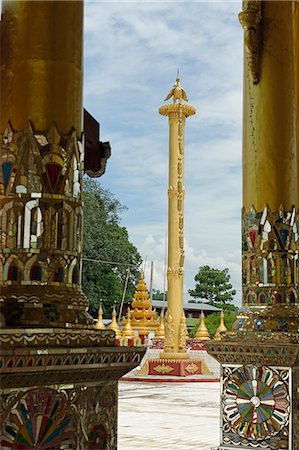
188, 265, 236, 309
82, 178, 142, 318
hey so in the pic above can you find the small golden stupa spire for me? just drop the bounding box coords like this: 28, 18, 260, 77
196, 311, 210, 341
108, 305, 121, 339
214, 310, 227, 340
94, 304, 105, 330
155, 310, 165, 339
122, 308, 135, 338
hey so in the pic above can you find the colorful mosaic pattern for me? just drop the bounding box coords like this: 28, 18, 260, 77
0, 123, 94, 327
242, 206, 299, 306
223, 365, 290, 447
0, 389, 75, 449
0, 383, 119, 450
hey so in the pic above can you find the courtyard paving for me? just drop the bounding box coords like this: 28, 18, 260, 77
118, 381, 220, 450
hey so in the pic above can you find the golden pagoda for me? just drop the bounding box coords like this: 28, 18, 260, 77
123, 272, 158, 342
214, 310, 227, 341
107, 305, 121, 339
195, 311, 210, 341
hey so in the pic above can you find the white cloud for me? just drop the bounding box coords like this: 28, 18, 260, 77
84, 1, 244, 306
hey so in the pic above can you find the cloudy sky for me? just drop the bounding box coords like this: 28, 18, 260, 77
83, 0, 244, 305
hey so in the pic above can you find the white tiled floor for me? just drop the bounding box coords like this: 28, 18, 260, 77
118, 381, 220, 450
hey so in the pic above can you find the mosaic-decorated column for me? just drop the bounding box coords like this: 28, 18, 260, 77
206, 2, 299, 449
240, 0, 298, 313
0, 2, 145, 449
159, 77, 195, 356
0, 0, 91, 327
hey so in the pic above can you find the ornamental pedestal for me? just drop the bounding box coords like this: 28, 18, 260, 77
206, 2, 299, 449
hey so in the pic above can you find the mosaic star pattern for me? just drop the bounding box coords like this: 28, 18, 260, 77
223, 365, 290, 447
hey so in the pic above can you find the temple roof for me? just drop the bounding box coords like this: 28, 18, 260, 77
151, 297, 221, 312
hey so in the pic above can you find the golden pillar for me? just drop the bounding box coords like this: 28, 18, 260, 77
206, 2, 299, 449
0, 2, 144, 447
0, 0, 90, 327
239, 0, 299, 317
159, 77, 195, 356
0, 0, 83, 137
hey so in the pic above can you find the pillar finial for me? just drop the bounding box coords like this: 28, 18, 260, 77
164, 75, 188, 104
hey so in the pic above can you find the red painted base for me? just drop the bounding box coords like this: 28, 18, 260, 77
148, 359, 203, 377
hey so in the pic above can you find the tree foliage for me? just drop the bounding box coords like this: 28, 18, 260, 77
188, 265, 236, 309
82, 178, 142, 318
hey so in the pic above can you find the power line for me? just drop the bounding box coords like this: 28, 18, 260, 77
82, 257, 139, 268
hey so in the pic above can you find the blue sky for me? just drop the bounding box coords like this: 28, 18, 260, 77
83, 1, 244, 305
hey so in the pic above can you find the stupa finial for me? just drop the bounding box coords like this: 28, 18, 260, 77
108, 304, 121, 339
214, 310, 227, 340
195, 310, 210, 341
122, 308, 135, 338
94, 303, 105, 330
155, 309, 165, 339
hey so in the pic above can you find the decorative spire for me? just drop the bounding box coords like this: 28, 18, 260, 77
179, 310, 187, 352
214, 310, 227, 340
94, 304, 105, 330
164, 75, 188, 104
122, 308, 135, 338
195, 311, 210, 341
124, 272, 158, 337
108, 305, 121, 339
155, 310, 165, 339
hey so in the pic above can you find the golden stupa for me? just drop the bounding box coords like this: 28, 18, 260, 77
122, 308, 135, 338
123, 272, 158, 340
107, 305, 121, 339
214, 310, 227, 341
155, 310, 165, 339
195, 311, 210, 341
94, 304, 105, 330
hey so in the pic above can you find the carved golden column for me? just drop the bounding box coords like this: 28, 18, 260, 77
159, 77, 195, 356
0, 0, 92, 327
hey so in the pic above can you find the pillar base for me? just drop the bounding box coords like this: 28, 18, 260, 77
147, 357, 204, 377
206, 333, 299, 450
0, 327, 145, 448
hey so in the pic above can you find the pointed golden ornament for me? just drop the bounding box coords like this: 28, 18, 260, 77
214, 310, 227, 341
108, 305, 121, 339
155, 310, 165, 339
179, 310, 187, 352
122, 308, 135, 338
195, 311, 210, 341
94, 304, 105, 330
